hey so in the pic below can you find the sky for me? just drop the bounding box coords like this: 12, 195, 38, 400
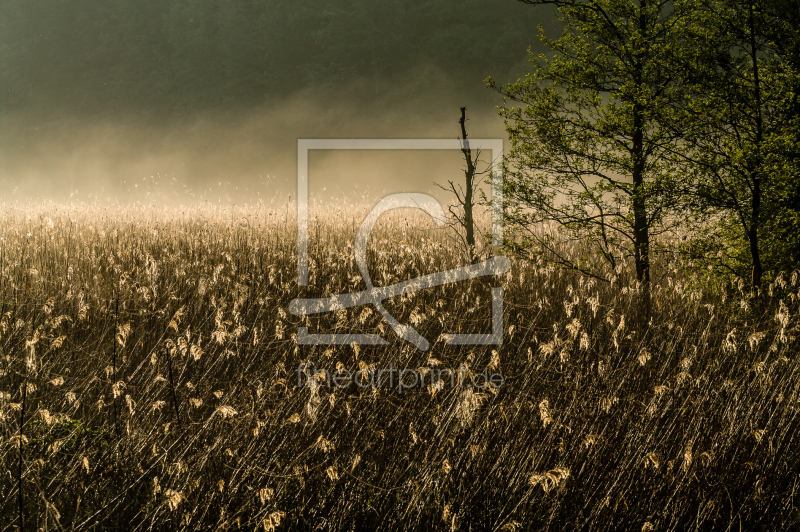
0, 0, 560, 208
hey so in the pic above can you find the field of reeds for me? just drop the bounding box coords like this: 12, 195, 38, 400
0, 201, 799, 531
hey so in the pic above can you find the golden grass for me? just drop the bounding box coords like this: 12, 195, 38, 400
0, 201, 798, 530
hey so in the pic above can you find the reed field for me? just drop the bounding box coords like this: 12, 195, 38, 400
0, 201, 798, 531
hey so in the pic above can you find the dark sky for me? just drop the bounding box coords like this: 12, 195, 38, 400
0, 0, 560, 206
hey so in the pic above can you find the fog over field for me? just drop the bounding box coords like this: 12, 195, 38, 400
0, 1, 560, 206
1, 75, 504, 206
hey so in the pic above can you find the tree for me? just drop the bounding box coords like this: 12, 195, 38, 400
487, 0, 694, 318
670, 0, 800, 292
437, 107, 489, 263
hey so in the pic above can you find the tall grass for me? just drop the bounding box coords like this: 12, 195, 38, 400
0, 201, 798, 531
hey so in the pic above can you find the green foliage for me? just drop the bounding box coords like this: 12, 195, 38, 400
490, 0, 799, 293
25, 416, 114, 456
666, 0, 800, 288
487, 0, 695, 287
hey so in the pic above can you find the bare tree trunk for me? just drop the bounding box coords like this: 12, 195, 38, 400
459, 107, 477, 262
436, 107, 484, 262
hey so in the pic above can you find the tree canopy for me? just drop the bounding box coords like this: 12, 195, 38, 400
489, 0, 698, 317
490, 0, 799, 299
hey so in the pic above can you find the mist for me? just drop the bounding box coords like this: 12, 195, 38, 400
0, 0, 560, 207
1, 67, 505, 208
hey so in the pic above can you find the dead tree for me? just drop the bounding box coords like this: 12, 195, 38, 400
437, 107, 489, 263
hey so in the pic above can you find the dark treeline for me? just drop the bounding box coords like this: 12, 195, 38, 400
0, 0, 559, 120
